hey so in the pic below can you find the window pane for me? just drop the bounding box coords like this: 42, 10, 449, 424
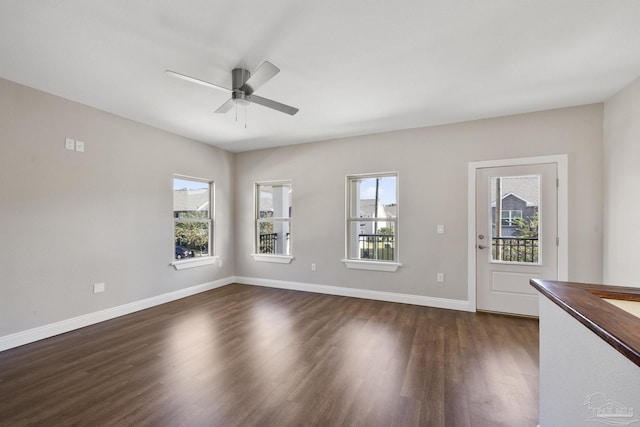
258, 184, 291, 218
174, 178, 210, 219
350, 176, 397, 219
174, 221, 210, 259
500, 210, 523, 226
257, 221, 290, 255
490, 175, 539, 263
349, 221, 396, 261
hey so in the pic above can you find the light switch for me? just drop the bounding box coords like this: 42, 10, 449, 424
437, 224, 445, 234
75, 140, 85, 152
65, 138, 75, 150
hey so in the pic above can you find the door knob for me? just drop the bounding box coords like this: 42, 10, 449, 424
478, 244, 487, 250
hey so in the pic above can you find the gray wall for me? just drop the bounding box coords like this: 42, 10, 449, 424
0, 78, 235, 336
1, 76, 607, 340
603, 75, 640, 287
235, 104, 604, 301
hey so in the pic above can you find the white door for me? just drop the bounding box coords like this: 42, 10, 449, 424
476, 163, 558, 316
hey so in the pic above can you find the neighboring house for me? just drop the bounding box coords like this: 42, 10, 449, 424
173, 188, 209, 219
357, 199, 396, 235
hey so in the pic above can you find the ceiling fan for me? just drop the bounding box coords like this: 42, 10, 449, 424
166, 61, 299, 116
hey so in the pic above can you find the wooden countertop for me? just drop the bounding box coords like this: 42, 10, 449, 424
530, 279, 640, 368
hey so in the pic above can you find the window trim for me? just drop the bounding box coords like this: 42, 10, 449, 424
344, 172, 401, 271
500, 209, 523, 226
172, 175, 216, 270
252, 180, 293, 262
341, 259, 402, 272
171, 256, 219, 270
251, 254, 294, 264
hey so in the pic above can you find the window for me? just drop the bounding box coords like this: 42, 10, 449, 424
501, 210, 523, 226
173, 176, 213, 265
344, 173, 400, 271
254, 181, 293, 263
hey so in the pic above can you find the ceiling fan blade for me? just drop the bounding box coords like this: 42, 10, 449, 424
165, 70, 231, 93
241, 61, 280, 94
215, 98, 235, 113
249, 94, 299, 116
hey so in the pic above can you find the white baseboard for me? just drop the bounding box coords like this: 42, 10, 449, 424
0, 276, 234, 352
234, 276, 473, 312
1, 276, 472, 353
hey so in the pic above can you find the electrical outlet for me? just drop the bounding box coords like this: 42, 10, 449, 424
311, 263, 317, 272
93, 283, 105, 293
75, 140, 85, 152
436, 273, 445, 283
437, 224, 445, 234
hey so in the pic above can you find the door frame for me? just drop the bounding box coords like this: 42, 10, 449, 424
467, 155, 568, 312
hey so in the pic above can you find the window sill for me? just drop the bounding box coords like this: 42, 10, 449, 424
342, 259, 402, 272
171, 256, 219, 270
251, 254, 294, 264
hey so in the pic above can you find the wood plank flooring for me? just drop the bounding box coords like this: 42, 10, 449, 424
0, 284, 539, 426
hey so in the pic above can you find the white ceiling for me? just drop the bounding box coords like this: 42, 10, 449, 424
1, 1, 640, 153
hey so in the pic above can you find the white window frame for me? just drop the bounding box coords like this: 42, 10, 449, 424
501, 209, 523, 226
342, 172, 401, 272
171, 175, 218, 270
252, 180, 294, 264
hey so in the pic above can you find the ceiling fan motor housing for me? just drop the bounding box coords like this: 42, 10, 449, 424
232, 68, 251, 91
231, 68, 252, 106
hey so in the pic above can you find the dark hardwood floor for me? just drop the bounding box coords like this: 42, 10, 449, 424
0, 284, 539, 426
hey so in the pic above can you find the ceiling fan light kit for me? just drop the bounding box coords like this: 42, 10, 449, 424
166, 61, 299, 124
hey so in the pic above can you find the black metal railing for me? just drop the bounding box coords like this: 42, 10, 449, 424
259, 233, 278, 254
259, 233, 290, 254
492, 237, 538, 263
359, 234, 395, 261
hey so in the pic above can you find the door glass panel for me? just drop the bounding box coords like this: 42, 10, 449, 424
490, 175, 540, 263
